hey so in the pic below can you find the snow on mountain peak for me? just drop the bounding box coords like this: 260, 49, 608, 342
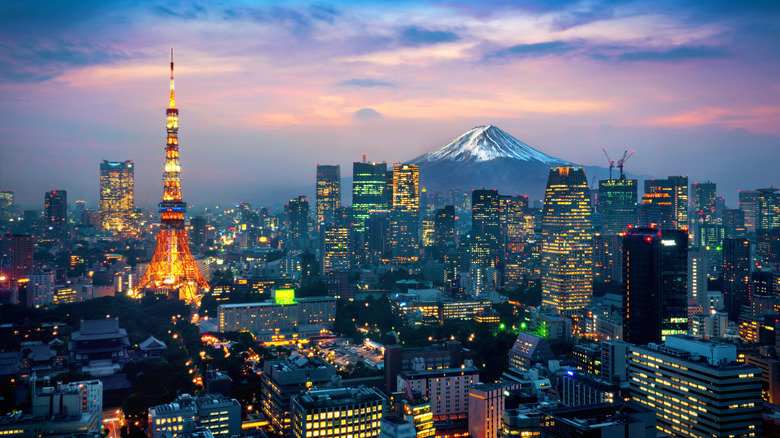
414, 125, 568, 165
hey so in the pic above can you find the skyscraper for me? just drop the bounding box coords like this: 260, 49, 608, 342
391, 163, 420, 262
44, 190, 67, 228
315, 165, 340, 230
622, 228, 688, 345
691, 181, 717, 224
285, 195, 309, 249
352, 160, 388, 232
0, 233, 33, 280
433, 205, 455, 260
320, 224, 350, 274
645, 176, 688, 229
138, 49, 209, 303
471, 189, 500, 267
638, 192, 674, 229
739, 190, 759, 234
756, 187, 780, 231
722, 238, 751, 319
499, 194, 527, 255
598, 176, 637, 234
541, 167, 593, 316
100, 160, 134, 233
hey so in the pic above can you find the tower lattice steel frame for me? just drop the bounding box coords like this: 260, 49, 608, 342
138, 49, 209, 303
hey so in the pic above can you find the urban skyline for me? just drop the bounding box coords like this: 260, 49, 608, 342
2, 1, 780, 208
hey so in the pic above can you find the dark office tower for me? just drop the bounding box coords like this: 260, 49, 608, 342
622, 228, 688, 345
470, 189, 500, 267
598, 176, 637, 234
285, 196, 309, 249
541, 167, 593, 316
750, 271, 775, 304
696, 224, 726, 273
391, 163, 420, 262
723, 208, 746, 238
593, 234, 622, 284
722, 238, 751, 319
739, 190, 759, 234
74, 200, 87, 226
433, 205, 456, 260
44, 190, 67, 228
366, 210, 391, 263
190, 216, 207, 247
100, 160, 134, 233
691, 181, 717, 224
0, 191, 13, 220
500, 194, 528, 255
352, 161, 387, 232
0, 233, 33, 280
385, 169, 394, 209
315, 165, 341, 229
638, 192, 674, 229
756, 228, 780, 267
756, 188, 780, 231
645, 176, 688, 229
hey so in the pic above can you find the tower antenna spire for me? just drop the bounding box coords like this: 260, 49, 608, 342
169, 47, 175, 108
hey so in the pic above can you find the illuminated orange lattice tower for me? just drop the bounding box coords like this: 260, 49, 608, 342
138, 49, 209, 303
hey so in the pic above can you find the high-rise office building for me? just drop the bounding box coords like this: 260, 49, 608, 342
622, 228, 687, 345
0, 191, 13, 220
593, 234, 621, 284
433, 206, 455, 260
285, 196, 309, 249
722, 208, 746, 238
722, 238, 751, 319
315, 165, 341, 229
0, 233, 33, 280
499, 195, 527, 256
261, 355, 336, 437
756, 187, 780, 231
645, 176, 688, 229
45, 190, 67, 228
352, 161, 388, 232
541, 167, 593, 316
629, 336, 762, 438
688, 246, 708, 309
291, 386, 386, 438
598, 176, 637, 234
471, 189, 500, 267
638, 192, 674, 229
100, 160, 134, 233
321, 225, 350, 274
691, 181, 717, 224
739, 190, 759, 234
391, 164, 419, 262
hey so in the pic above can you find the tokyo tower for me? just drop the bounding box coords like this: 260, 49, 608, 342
138, 49, 209, 303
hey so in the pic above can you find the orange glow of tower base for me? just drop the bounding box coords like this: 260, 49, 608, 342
138, 48, 209, 304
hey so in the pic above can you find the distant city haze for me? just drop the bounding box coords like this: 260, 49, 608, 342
1, 1, 779, 208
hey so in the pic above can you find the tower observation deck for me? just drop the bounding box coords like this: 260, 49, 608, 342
137, 49, 209, 303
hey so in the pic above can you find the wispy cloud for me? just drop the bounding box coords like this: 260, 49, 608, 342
484, 41, 576, 61
399, 26, 461, 47
337, 78, 395, 88
616, 45, 729, 62
0, 40, 145, 83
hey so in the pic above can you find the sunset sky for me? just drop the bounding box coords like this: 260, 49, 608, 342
1, 0, 779, 209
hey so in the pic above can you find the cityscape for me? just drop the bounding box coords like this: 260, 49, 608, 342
2, 2, 780, 438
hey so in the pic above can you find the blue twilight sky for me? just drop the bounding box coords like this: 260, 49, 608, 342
1, 0, 779, 209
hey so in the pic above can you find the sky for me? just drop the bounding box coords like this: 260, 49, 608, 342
1, 0, 779, 209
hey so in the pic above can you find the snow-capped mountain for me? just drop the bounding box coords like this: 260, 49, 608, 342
409, 125, 613, 200
414, 125, 570, 165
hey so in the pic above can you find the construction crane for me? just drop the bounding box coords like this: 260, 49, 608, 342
617, 150, 635, 179
602, 148, 615, 180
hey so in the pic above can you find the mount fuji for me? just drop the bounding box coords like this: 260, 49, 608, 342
409, 125, 618, 200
